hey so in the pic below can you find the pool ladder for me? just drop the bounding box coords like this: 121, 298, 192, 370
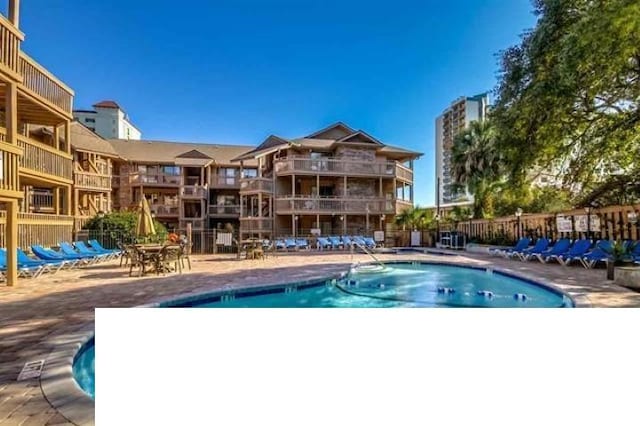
351, 241, 386, 270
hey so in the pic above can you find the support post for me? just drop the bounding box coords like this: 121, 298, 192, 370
8, 0, 20, 28
6, 200, 19, 286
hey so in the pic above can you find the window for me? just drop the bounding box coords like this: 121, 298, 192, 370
84, 118, 95, 123
162, 166, 181, 176
242, 168, 257, 178
218, 168, 238, 185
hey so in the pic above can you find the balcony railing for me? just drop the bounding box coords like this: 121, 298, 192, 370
18, 53, 74, 115
180, 185, 208, 198
395, 164, 413, 181
274, 156, 413, 179
208, 205, 240, 216
150, 204, 179, 217
0, 15, 22, 77
75, 171, 111, 191
15, 134, 73, 181
274, 196, 395, 214
211, 174, 240, 188
240, 217, 273, 232
239, 177, 273, 193
28, 189, 54, 213
0, 142, 20, 193
130, 172, 181, 186
0, 211, 74, 248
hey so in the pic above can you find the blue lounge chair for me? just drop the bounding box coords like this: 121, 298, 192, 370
0, 249, 45, 278
284, 238, 297, 250
31, 245, 83, 267
88, 239, 121, 260
557, 239, 593, 266
516, 238, 550, 261
59, 242, 97, 263
316, 237, 332, 250
296, 238, 309, 250
16, 248, 69, 273
533, 239, 572, 263
494, 238, 530, 258
275, 240, 286, 250
363, 237, 377, 249
580, 240, 614, 269
75, 241, 111, 262
342, 236, 354, 248
328, 236, 344, 250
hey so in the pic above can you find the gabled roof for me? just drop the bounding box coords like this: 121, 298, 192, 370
305, 122, 355, 140
108, 138, 256, 166
93, 100, 121, 109
175, 149, 212, 160
336, 130, 383, 146
231, 135, 291, 161
70, 122, 120, 157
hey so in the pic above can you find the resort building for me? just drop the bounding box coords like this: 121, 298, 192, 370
435, 92, 490, 205
0, 0, 76, 285
107, 138, 255, 232
234, 122, 421, 241
73, 100, 142, 140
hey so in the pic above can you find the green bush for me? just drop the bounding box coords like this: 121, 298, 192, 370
82, 211, 167, 243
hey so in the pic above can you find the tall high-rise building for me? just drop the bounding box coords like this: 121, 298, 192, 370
435, 92, 490, 205
73, 100, 141, 140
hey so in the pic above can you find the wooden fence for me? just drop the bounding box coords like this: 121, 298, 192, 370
0, 212, 74, 248
446, 205, 640, 243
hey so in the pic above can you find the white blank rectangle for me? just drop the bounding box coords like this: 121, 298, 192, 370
96, 308, 640, 426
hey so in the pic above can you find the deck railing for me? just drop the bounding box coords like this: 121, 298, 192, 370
395, 163, 413, 181
130, 172, 182, 186
16, 135, 73, 181
211, 174, 240, 188
0, 211, 74, 248
0, 142, 20, 193
240, 217, 273, 232
0, 15, 22, 77
239, 177, 273, 193
150, 203, 179, 217
208, 205, 240, 216
274, 196, 395, 214
74, 171, 111, 191
18, 52, 74, 115
275, 156, 400, 177
180, 185, 208, 198
28, 189, 54, 213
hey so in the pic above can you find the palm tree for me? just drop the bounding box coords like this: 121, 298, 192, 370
451, 120, 502, 218
395, 206, 435, 231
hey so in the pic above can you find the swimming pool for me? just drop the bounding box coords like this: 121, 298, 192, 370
72, 261, 573, 397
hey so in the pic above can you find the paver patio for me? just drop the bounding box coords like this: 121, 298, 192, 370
1, 250, 639, 425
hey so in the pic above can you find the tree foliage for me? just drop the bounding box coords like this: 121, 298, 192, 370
492, 0, 640, 194
82, 211, 168, 240
394, 206, 435, 231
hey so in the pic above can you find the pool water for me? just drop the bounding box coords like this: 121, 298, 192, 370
72, 262, 573, 398
73, 340, 95, 399
194, 263, 571, 308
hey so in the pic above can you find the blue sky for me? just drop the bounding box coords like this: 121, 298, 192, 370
20, 0, 536, 206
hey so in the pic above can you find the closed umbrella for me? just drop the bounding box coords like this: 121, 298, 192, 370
135, 197, 156, 238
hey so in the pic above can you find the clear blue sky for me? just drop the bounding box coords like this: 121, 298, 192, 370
20, 0, 536, 206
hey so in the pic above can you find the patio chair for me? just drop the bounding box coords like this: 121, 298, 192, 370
128, 245, 156, 277
179, 242, 192, 270
0, 249, 45, 278
515, 238, 550, 261
580, 240, 614, 269
296, 238, 309, 250
558, 239, 593, 266
316, 237, 332, 250
116, 241, 131, 267
532, 239, 571, 264
275, 240, 286, 251
328, 236, 344, 250
284, 238, 297, 251
31, 245, 83, 267
157, 245, 183, 274
74, 241, 111, 262
59, 242, 98, 263
492, 238, 530, 258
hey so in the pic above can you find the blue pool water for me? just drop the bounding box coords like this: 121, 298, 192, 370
72, 262, 573, 398
73, 339, 95, 399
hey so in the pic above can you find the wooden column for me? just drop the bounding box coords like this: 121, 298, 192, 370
6, 82, 18, 146
66, 185, 73, 215
53, 125, 60, 151
8, 0, 20, 27
64, 121, 71, 154
6, 199, 19, 286
54, 188, 60, 214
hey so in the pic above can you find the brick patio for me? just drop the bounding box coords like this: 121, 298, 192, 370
1, 251, 639, 425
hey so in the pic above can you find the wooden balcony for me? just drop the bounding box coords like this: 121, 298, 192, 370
210, 174, 240, 189
130, 172, 181, 186
239, 177, 273, 193
0, 141, 21, 196
150, 203, 179, 217
0, 14, 22, 80
208, 204, 240, 217
14, 133, 72, 183
240, 217, 273, 232
75, 171, 111, 192
274, 156, 413, 180
274, 196, 395, 215
0, 211, 73, 248
180, 185, 208, 198
395, 199, 413, 213
19, 52, 73, 116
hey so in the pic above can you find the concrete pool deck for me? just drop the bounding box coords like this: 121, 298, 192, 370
1, 250, 639, 425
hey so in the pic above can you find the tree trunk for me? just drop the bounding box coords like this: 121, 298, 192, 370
606, 261, 615, 281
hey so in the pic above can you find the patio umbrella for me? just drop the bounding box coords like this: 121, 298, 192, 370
135, 197, 156, 238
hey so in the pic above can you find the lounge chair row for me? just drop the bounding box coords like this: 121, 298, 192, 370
0, 240, 120, 280
271, 236, 377, 251
490, 238, 640, 268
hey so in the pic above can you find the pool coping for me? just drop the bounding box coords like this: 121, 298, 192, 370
40, 257, 593, 425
